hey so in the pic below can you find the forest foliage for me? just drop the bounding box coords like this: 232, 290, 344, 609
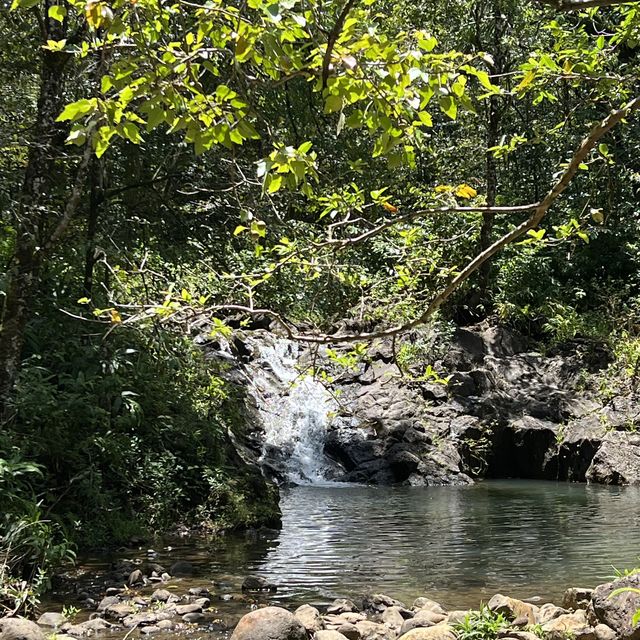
2, 0, 640, 614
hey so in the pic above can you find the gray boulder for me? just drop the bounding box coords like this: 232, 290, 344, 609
0, 618, 45, 640
231, 606, 307, 640
592, 574, 640, 640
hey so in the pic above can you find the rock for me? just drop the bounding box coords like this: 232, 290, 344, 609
156, 620, 175, 630
140, 627, 160, 635
586, 432, 640, 485
328, 599, 359, 614
128, 569, 144, 586
183, 612, 205, 623
502, 632, 539, 640
316, 633, 350, 640
446, 612, 468, 625
400, 609, 446, 635
595, 624, 618, 640
0, 618, 45, 640
231, 607, 307, 640
176, 603, 203, 615
170, 561, 194, 576
363, 593, 407, 614
541, 610, 596, 640
397, 624, 456, 640
563, 588, 594, 611
354, 620, 396, 640
381, 606, 405, 632
104, 602, 136, 620
189, 587, 210, 596
294, 604, 324, 633
150, 589, 174, 602
592, 574, 640, 640
123, 612, 160, 628
36, 612, 67, 628
413, 599, 447, 616
488, 594, 537, 625
194, 596, 211, 608
337, 622, 361, 640
242, 575, 277, 592
97, 595, 119, 612
536, 604, 570, 625
73, 619, 112, 632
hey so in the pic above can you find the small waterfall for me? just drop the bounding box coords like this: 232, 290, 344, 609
248, 338, 340, 484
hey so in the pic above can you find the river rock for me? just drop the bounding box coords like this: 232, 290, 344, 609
128, 569, 144, 586
413, 598, 447, 616
242, 575, 277, 592
104, 602, 136, 619
381, 606, 405, 632
542, 610, 596, 640
563, 588, 594, 611
150, 589, 174, 602
183, 612, 205, 623
488, 594, 537, 624
400, 609, 446, 635
397, 624, 456, 640
231, 606, 307, 640
328, 599, 360, 614
363, 594, 407, 613
294, 604, 324, 633
36, 612, 67, 628
0, 618, 45, 640
354, 620, 396, 640
71, 618, 113, 632
156, 620, 175, 630
446, 611, 468, 625
140, 626, 160, 634
97, 595, 119, 611
595, 624, 618, 640
123, 612, 160, 628
537, 603, 570, 624
176, 603, 203, 615
337, 622, 361, 640
592, 574, 640, 640
316, 632, 351, 640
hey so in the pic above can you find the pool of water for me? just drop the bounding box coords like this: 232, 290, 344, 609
52, 480, 640, 636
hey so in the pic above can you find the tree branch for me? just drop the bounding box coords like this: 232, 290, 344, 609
321, 0, 359, 90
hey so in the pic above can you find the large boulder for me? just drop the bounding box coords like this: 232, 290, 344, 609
592, 574, 640, 640
586, 432, 640, 485
0, 618, 45, 640
231, 607, 307, 640
294, 604, 324, 633
541, 610, 596, 640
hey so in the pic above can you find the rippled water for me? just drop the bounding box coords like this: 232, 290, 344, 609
54, 480, 640, 636
246, 480, 640, 608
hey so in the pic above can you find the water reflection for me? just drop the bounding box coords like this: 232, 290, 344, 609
248, 480, 640, 608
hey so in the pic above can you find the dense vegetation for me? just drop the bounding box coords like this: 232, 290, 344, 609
2, 0, 640, 615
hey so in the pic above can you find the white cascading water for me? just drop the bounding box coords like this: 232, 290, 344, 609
248, 338, 338, 484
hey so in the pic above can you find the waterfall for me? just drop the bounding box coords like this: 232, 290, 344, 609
248, 338, 340, 484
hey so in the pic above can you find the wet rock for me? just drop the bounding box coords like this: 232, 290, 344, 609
488, 594, 537, 625
294, 604, 324, 633
123, 612, 160, 628
183, 612, 205, 623
592, 574, 640, 640
328, 599, 360, 614
397, 624, 457, 640
242, 575, 277, 592
316, 632, 350, 640
0, 618, 45, 640
189, 586, 210, 596
176, 603, 203, 615
354, 620, 395, 640
73, 619, 112, 632
170, 561, 194, 576
231, 606, 307, 640
36, 612, 67, 628
541, 610, 596, 640
105, 587, 122, 596
563, 588, 594, 611
156, 620, 175, 630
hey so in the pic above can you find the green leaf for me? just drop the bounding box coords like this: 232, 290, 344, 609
121, 122, 142, 144
48, 4, 66, 21
56, 99, 96, 122
234, 225, 248, 236
324, 94, 343, 114
439, 95, 457, 120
